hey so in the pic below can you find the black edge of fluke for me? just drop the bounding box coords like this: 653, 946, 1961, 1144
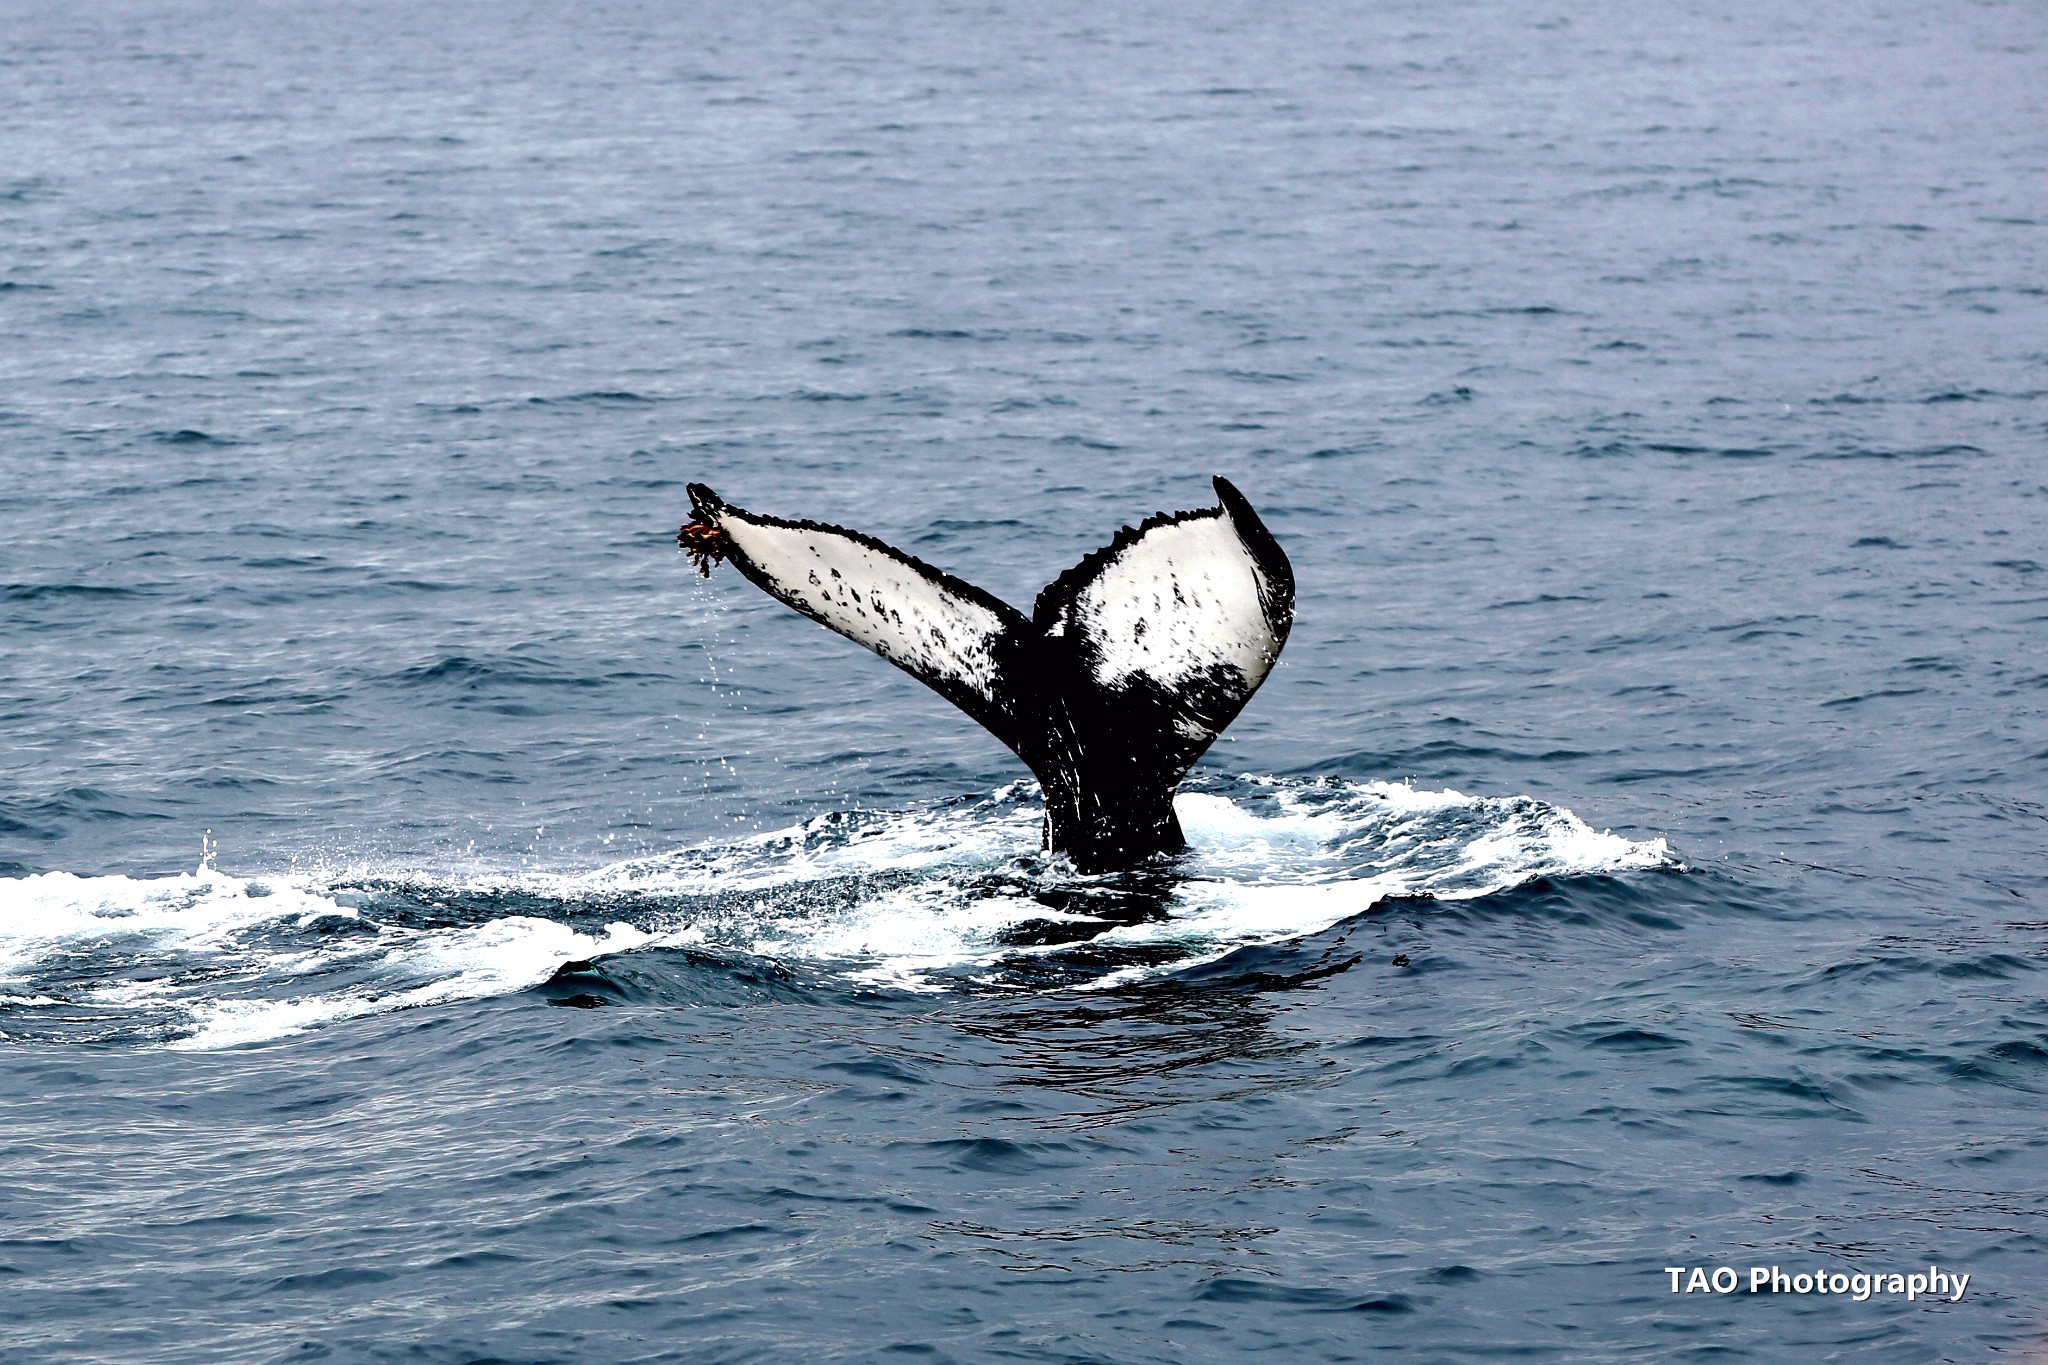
676, 476, 1296, 873
687, 482, 725, 516
1212, 474, 1296, 627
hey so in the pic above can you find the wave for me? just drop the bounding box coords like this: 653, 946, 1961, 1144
0, 776, 1674, 1051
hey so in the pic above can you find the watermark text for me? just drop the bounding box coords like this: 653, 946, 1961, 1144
1663, 1265, 1968, 1302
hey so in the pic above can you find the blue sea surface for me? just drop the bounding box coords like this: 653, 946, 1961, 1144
2, 1, 2046, 1360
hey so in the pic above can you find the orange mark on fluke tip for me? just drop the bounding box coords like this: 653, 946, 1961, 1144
676, 517, 732, 577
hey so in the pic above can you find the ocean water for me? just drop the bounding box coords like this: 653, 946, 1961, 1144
2, 0, 2045, 1360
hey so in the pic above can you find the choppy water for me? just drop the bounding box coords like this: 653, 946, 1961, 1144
3, 1, 2046, 1360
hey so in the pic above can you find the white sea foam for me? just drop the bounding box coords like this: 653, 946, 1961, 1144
170, 917, 670, 1051
0, 865, 349, 976
0, 777, 1675, 1049
0, 864, 674, 1050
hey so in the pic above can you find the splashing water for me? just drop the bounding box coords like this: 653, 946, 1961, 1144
0, 776, 1673, 1050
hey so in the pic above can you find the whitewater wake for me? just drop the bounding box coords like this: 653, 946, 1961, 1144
0, 777, 1674, 1050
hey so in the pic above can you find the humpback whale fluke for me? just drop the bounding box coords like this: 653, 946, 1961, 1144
680, 477, 1294, 872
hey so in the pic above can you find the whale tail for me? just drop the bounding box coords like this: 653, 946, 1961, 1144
681, 477, 1294, 872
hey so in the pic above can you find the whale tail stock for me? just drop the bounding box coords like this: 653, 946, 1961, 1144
681, 477, 1294, 873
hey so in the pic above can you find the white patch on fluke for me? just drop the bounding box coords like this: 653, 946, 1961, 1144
1047, 512, 1280, 695
717, 513, 1009, 704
